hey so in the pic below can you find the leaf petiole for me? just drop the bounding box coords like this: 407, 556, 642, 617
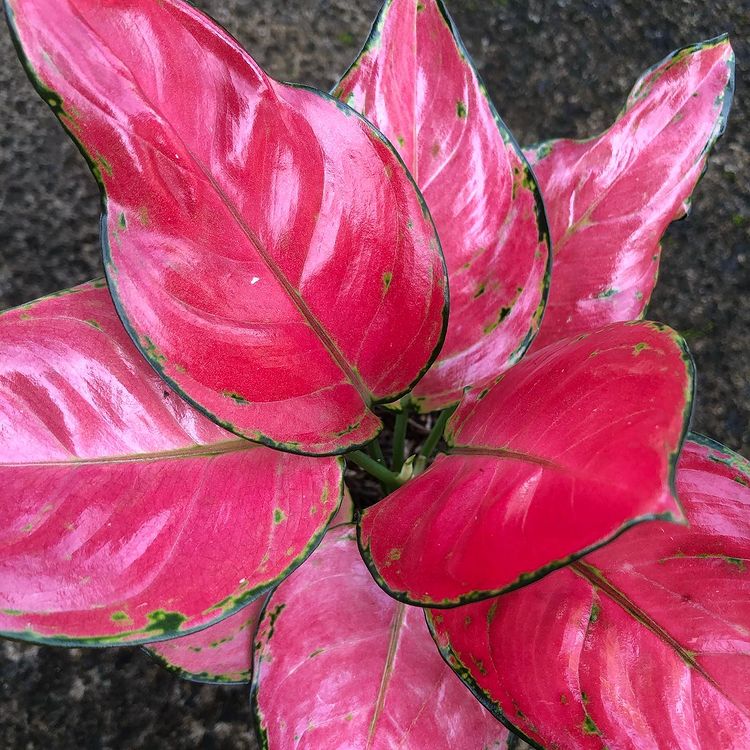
418, 405, 457, 461
346, 450, 404, 494
391, 402, 410, 472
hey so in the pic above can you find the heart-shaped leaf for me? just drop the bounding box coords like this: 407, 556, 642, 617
359, 322, 694, 606
6, 0, 448, 454
525, 37, 734, 351
144, 597, 266, 684
251, 526, 508, 749
334, 0, 550, 412
429, 435, 750, 749
0, 283, 342, 645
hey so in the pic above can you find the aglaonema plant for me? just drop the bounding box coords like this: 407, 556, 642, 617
0, 0, 745, 748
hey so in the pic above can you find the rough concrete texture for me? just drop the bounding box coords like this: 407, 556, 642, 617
0, 0, 748, 747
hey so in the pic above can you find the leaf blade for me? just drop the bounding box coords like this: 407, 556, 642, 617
430, 435, 750, 748
335, 0, 550, 412
251, 526, 508, 749
526, 36, 735, 350
6, 0, 449, 453
359, 322, 694, 605
0, 283, 343, 645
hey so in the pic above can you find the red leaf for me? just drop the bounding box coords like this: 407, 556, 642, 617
144, 598, 265, 684
6, 0, 448, 454
251, 526, 508, 749
526, 37, 734, 350
335, 0, 550, 412
359, 322, 693, 605
430, 435, 750, 749
0, 283, 342, 645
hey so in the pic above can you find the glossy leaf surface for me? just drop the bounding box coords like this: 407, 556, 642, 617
526, 37, 734, 350
0, 283, 342, 645
335, 0, 550, 412
430, 435, 750, 749
144, 598, 266, 684
7, 0, 448, 454
252, 526, 508, 749
359, 322, 693, 606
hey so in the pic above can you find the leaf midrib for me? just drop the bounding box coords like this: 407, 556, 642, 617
571, 560, 748, 717
65, 3, 373, 407
3, 438, 253, 468
366, 602, 406, 749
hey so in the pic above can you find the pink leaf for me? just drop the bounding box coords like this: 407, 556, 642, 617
335, 0, 550, 412
0, 283, 342, 645
252, 526, 508, 749
144, 598, 265, 684
359, 322, 693, 605
526, 37, 734, 350
6, 0, 448, 453
430, 435, 750, 749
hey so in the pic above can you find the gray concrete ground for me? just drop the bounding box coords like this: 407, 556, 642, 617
0, 1, 748, 747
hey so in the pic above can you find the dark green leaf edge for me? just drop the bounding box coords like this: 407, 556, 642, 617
424, 608, 546, 750
3, 0, 449, 457
357, 322, 695, 608
333, 0, 552, 415
0, 457, 344, 648
140, 592, 270, 686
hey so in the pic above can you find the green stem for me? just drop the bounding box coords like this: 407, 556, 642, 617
366, 438, 387, 465
346, 450, 403, 493
419, 405, 457, 460
391, 406, 410, 472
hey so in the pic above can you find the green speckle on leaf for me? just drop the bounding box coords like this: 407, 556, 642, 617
111, 610, 131, 623
85, 319, 103, 330
145, 610, 187, 635
97, 154, 113, 177
589, 602, 600, 623
274, 508, 286, 524
487, 601, 498, 624
385, 548, 401, 567
266, 604, 286, 640
345, 713, 353, 722
138, 206, 150, 226
456, 100, 467, 118
142, 336, 167, 365
582, 715, 601, 736
222, 391, 249, 405
416, 2, 425, 10
383, 271, 393, 292
633, 342, 651, 356
597, 287, 616, 298
309, 648, 325, 659
473, 283, 486, 298
20, 523, 33, 533
471, 655, 487, 676
397, 135, 405, 147
483, 307, 511, 334
118, 212, 127, 230
725, 556, 746, 572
